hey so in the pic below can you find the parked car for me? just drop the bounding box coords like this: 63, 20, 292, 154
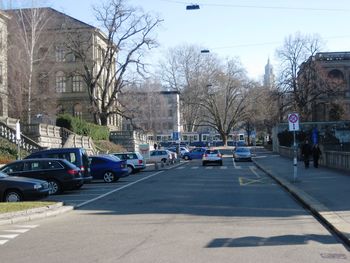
167, 146, 189, 157
182, 147, 207, 160
0, 171, 49, 202
25, 147, 92, 183
111, 152, 146, 174
149, 150, 173, 163
202, 149, 223, 166
233, 147, 252, 161
89, 155, 129, 183
1, 158, 84, 195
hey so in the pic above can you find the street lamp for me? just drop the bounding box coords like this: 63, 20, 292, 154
186, 4, 200, 10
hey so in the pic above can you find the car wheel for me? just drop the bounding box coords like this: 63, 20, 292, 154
103, 171, 115, 183
127, 165, 134, 175
184, 156, 189, 160
161, 158, 167, 164
219, 161, 223, 166
4, 190, 22, 202
48, 180, 62, 195
202, 162, 206, 166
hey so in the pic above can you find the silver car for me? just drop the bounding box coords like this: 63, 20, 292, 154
233, 147, 252, 161
111, 152, 146, 174
202, 149, 223, 166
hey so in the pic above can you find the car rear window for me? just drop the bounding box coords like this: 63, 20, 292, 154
205, 150, 218, 154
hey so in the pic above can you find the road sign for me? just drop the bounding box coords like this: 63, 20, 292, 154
172, 131, 180, 141
288, 113, 300, 131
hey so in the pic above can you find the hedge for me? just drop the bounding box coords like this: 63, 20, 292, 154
56, 114, 109, 140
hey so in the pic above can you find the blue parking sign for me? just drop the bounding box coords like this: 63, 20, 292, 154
172, 131, 180, 141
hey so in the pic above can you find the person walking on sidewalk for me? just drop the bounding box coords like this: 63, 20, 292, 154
312, 143, 322, 168
301, 140, 312, 168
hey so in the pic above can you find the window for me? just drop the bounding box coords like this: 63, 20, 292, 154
38, 47, 48, 59
73, 103, 83, 118
38, 72, 49, 91
55, 45, 65, 62
72, 75, 83, 92
55, 71, 66, 92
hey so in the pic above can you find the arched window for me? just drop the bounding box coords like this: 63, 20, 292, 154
55, 71, 66, 93
73, 103, 83, 118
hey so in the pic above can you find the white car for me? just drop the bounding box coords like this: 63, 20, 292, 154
149, 150, 173, 164
110, 152, 146, 174
202, 149, 223, 166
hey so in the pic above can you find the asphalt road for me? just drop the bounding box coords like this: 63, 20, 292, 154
0, 155, 349, 263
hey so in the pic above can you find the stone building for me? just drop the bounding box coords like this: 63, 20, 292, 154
120, 90, 181, 136
5, 8, 121, 129
0, 11, 8, 118
299, 52, 350, 121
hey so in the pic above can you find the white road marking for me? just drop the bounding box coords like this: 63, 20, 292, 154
205, 166, 213, 169
0, 240, 8, 245
220, 166, 228, 169
191, 167, 199, 169
232, 159, 242, 169
4, 229, 30, 233
14, 225, 38, 229
176, 166, 186, 170
249, 166, 261, 178
75, 171, 164, 208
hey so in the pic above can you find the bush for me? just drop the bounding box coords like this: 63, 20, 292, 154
56, 114, 109, 140
0, 137, 29, 163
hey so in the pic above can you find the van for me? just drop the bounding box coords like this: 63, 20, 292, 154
25, 148, 92, 183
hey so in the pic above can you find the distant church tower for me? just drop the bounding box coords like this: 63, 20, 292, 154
263, 58, 275, 89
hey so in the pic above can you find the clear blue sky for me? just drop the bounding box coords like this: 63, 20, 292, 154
8, 0, 350, 81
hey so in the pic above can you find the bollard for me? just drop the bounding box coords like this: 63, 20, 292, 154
161, 161, 165, 168
155, 162, 159, 170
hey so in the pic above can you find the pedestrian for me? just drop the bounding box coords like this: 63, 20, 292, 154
154, 143, 157, 150
312, 144, 322, 168
301, 140, 312, 168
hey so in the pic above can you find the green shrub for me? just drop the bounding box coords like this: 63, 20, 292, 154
56, 114, 109, 140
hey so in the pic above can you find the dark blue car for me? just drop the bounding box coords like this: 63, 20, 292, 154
89, 155, 129, 183
182, 147, 207, 160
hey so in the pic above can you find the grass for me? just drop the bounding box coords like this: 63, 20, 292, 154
0, 202, 57, 214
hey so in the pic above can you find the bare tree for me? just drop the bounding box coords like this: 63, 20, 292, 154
159, 44, 219, 131
276, 33, 328, 119
66, 0, 162, 126
7, 7, 52, 123
197, 58, 251, 146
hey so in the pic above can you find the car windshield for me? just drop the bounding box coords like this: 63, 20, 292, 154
236, 148, 250, 153
205, 150, 218, 154
0, 171, 8, 178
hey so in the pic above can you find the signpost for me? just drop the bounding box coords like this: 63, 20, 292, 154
16, 121, 21, 160
288, 113, 299, 182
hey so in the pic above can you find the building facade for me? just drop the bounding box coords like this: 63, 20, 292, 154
299, 52, 350, 121
6, 8, 121, 129
0, 11, 8, 118
121, 90, 181, 136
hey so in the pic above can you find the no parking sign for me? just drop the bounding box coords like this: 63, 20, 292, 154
288, 113, 300, 131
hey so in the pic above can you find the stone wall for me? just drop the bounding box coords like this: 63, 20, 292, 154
278, 146, 350, 172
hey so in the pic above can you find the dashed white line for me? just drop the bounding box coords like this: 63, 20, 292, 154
0, 240, 8, 245
0, 234, 19, 239
4, 229, 30, 233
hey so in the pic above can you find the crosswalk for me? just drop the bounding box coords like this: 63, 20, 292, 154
0, 224, 38, 245
176, 166, 228, 170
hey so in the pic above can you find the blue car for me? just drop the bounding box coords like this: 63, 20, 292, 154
182, 147, 207, 160
89, 155, 129, 183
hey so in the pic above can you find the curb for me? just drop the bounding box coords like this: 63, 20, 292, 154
0, 202, 74, 226
253, 159, 350, 247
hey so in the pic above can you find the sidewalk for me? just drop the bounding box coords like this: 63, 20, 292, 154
253, 149, 350, 246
